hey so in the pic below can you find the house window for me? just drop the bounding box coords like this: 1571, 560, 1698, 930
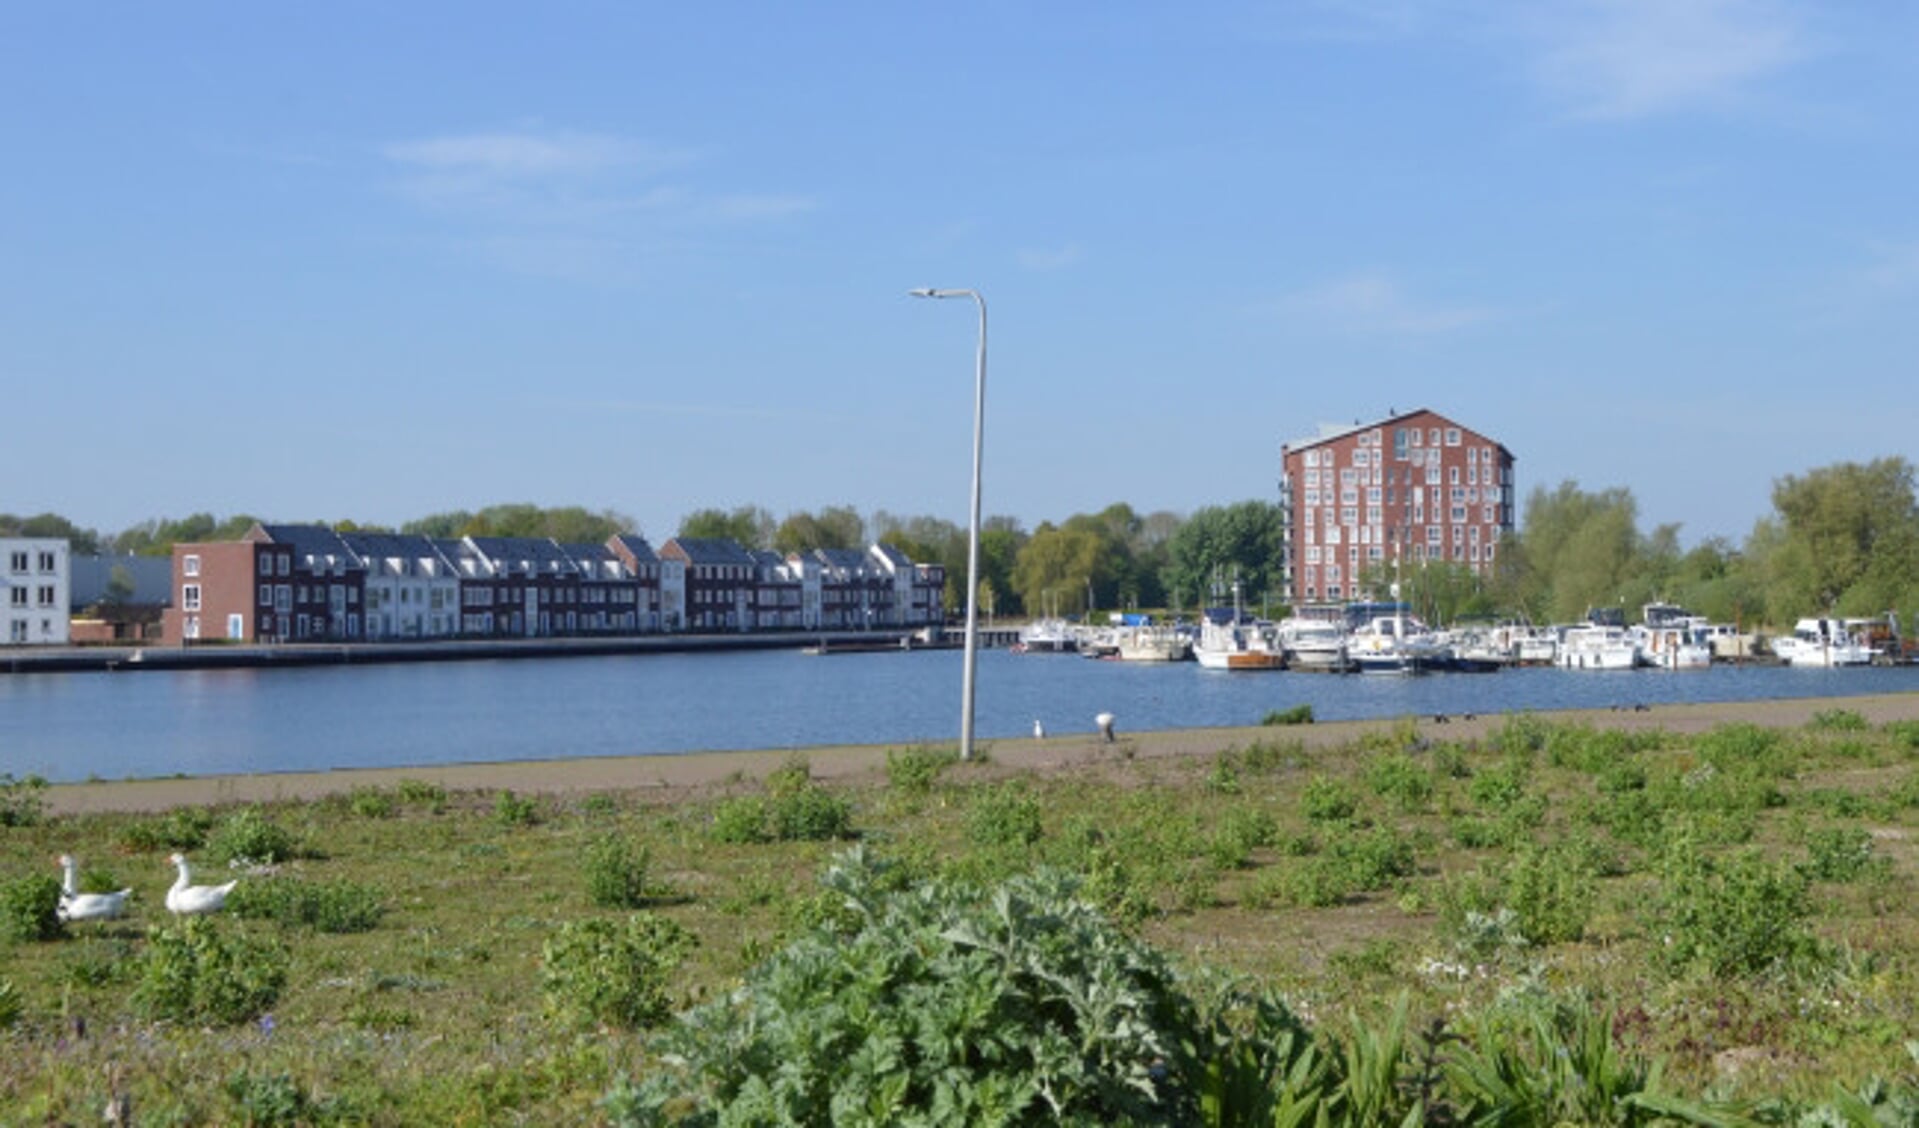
184, 555, 200, 577
8, 552, 26, 572
37, 551, 55, 571
182, 584, 202, 611
259, 584, 271, 605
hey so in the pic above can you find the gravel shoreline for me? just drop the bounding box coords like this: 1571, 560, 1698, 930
43, 691, 1919, 817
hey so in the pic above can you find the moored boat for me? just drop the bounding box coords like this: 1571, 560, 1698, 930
1770, 618, 1874, 667
1115, 625, 1193, 662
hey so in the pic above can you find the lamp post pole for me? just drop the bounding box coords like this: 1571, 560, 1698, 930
910, 287, 986, 761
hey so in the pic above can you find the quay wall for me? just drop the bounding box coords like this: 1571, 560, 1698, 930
2, 628, 1023, 675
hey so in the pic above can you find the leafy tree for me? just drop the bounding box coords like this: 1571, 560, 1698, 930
1509, 483, 1643, 623
677, 506, 773, 549
0, 513, 101, 554
1162, 501, 1284, 613
1762, 458, 1919, 623
1010, 523, 1106, 616
772, 505, 865, 554
111, 514, 262, 556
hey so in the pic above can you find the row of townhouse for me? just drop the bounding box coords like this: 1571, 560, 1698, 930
2, 537, 70, 645
160, 523, 946, 645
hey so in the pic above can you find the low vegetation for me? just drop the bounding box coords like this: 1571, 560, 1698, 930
3, 711, 1918, 1121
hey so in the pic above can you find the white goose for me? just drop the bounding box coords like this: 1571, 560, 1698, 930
165, 853, 238, 915
57, 854, 132, 923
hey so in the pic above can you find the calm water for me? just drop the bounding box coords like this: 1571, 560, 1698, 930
4, 649, 1919, 783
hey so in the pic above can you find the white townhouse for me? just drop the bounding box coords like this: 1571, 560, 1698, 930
339, 533, 462, 641
2, 537, 71, 645
869, 543, 946, 627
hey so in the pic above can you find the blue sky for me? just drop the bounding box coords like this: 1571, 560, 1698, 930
5, 2, 1914, 546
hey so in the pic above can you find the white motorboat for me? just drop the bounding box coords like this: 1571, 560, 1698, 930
1194, 616, 1285, 670
1556, 624, 1639, 670
1770, 618, 1874, 667
1276, 617, 1350, 672
1016, 618, 1077, 653
1348, 613, 1448, 674
1634, 624, 1712, 669
1116, 625, 1193, 662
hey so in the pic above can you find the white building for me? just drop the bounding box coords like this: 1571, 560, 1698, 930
2, 538, 71, 645
339, 533, 462, 641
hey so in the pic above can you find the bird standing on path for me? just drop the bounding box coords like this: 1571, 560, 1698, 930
165, 853, 238, 916
1033, 719, 1046, 739
1095, 712, 1116, 743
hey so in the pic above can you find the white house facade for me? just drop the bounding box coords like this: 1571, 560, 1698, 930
2, 537, 71, 645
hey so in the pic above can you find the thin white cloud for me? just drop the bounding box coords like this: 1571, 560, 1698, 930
384, 131, 687, 178
1276, 272, 1498, 335
380, 128, 813, 279
1017, 244, 1081, 272
1522, 0, 1810, 120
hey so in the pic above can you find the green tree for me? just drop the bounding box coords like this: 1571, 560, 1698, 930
111, 514, 262, 556
1761, 458, 1919, 624
1010, 524, 1106, 616
0, 513, 101, 554
772, 505, 865, 554
676, 506, 773, 549
1161, 501, 1284, 613
1509, 482, 1643, 623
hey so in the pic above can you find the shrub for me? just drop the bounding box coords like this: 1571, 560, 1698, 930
493, 790, 542, 827
770, 784, 853, 842
1240, 737, 1304, 772
0, 873, 64, 943
1205, 754, 1242, 795
0, 772, 48, 827
347, 786, 397, 819
134, 917, 288, 1024
886, 744, 957, 796
395, 777, 448, 812
0, 978, 19, 1028
584, 835, 655, 909
1500, 843, 1597, 946
224, 1070, 318, 1127
1262, 704, 1314, 726
618, 850, 1312, 1125
1802, 825, 1880, 884
1810, 708, 1869, 733
709, 795, 770, 844
1651, 836, 1814, 978
1365, 753, 1433, 813
227, 877, 385, 933
1468, 761, 1529, 811
118, 807, 215, 852
541, 913, 693, 1030
967, 782, 1044, 848
207, 807, 299, 864
1300, 775, 1358, 823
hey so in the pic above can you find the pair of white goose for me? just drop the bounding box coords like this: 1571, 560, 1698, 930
55, 853, 239, 921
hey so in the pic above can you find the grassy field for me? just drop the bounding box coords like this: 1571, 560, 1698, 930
4, 700, 1919, 1124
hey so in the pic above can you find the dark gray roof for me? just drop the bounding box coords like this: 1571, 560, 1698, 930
338, 532, 454, 565
665, 537, 757, 566
68, 555, 173, 609
609, 534, 658, 564
815, 547, 871, 572
870, 542, 913, 568
465, 536, 579, 576
255, 524, 364, 570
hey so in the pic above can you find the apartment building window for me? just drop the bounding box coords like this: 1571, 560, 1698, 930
1450, 466, 1461, 485
184, 555, 200, 577
37, 551, 55, 571
182, 584, 202, 611
1394, 427, 1408, 459
8, 551, 26, 572
1452, 506, 1467, 522
1446, 428, 1461, 446
1427, 526, 1442, 545
8, 588, 24, 608
1304, 450, 1319, 468
1429, 428, 1441, 446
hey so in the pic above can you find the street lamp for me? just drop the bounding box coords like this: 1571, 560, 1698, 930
910, 286, 986, 761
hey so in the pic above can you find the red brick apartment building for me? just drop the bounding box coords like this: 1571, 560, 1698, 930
1279, 408, 1515, 604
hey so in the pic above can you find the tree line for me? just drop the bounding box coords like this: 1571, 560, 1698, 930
9, 456, 1916, 629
